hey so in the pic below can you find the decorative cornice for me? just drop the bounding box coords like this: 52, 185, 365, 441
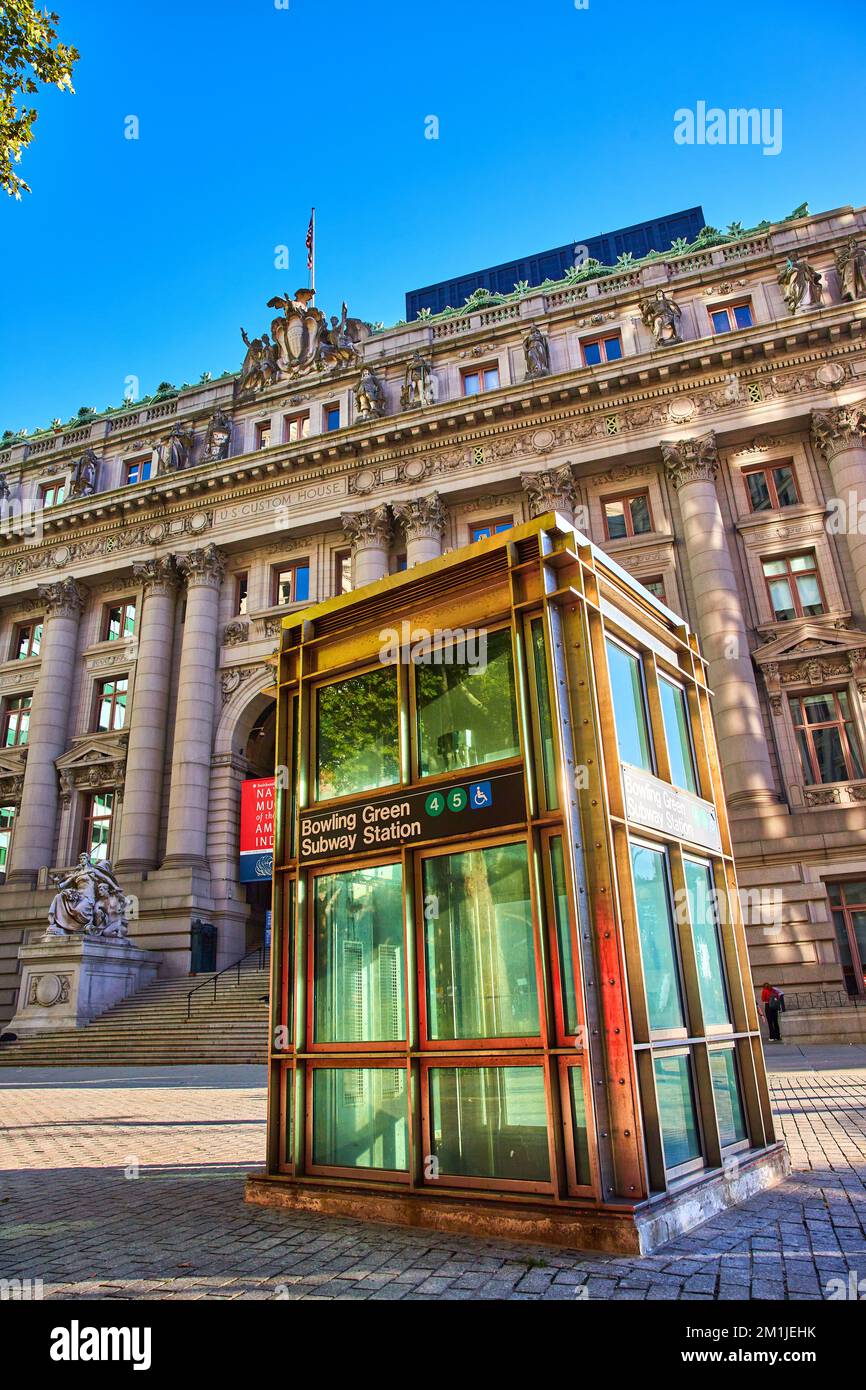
132, 554, 181, 596
520, 464, 578, 518
659, 430, 720, 489
36, 576, 88, 619
341, 504, 392, 550
810, 402, 866, 462
179, 543, 226, 588
391, 492, 448, 541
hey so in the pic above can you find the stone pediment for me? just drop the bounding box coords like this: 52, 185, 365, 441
752, 623, 866, 711
752, 622, 866, 668
56, 732, 128, 799
0, 745, 27, 804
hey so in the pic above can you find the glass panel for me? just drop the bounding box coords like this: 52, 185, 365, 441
773, 467, 798, 507
463, 373, 480, 395
312, 1067, 408, 1171
746, 472, 771, 511
709, 1049, 747, 1146
789, 554, 815, 573
604, 500, 627, 539
831, 909, 858, 996
654, 1053, 702, 1169
416, 627, 519, 777
795, 574, 823, 615
767, 577, 794, 619
811, 726, 848, 783
762, 558, 787, 576
316, 666, 399, 800
631, 844, 684, 1030
583, 341, 602, 366
429, 1066, 550, 1182
550, 836, 578, 1035
313, 863, 404, 1043
684, 860, 730, 1026
604, 336, 622, 361
733, 303, 753, 328
711, 310, 730, 333
658, 677, 697, 793
801, 693, 836, 724
606, 640, 652, 771
568, 1069, 592, 1187
629, 495, 651, 535
483, 368, 500, 390
530, 619, 558, 810
422, 842, 538, 1040
851, 912, 866, 982
294, 565, 310, 603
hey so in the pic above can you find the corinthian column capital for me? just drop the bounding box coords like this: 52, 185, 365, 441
179, 543, 226, 588
392, 492, 447, 542
36, 576, 88, 619
811, 402, 866, 462
133, 554, 181, 596
341, 504, 392, 551
520, 464, 577, 518
659, 430, 719, 490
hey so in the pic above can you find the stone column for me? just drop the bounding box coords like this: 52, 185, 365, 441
812, 401, 866, 616
115, 556, 180, 871
341, 505, 392, 587
521, 464, 579, 526
7, 577, 87, 883
392, 492, 448, 567
660, 431, 777, 813
162, 544, 226, 868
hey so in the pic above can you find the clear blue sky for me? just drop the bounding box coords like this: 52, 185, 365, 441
1, 0, 863, 434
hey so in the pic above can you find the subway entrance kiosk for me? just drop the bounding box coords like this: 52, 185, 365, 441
246, 514, 787, 1252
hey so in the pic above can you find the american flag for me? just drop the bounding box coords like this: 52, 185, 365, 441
305, 209, 315, 276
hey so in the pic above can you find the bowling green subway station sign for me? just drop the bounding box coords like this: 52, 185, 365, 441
299, 768, 526, 865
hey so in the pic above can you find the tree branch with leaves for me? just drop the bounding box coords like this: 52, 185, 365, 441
0, 2, 79, 198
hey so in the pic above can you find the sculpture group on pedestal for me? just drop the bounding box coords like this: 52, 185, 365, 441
239, 289, 373, 390
46, 855, 129, 940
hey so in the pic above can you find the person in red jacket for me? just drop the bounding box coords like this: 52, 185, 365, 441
761, 982, 783, 1041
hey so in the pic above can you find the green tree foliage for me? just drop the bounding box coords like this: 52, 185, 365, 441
1, 3, 79, 198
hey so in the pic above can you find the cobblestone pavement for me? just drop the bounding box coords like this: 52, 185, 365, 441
0, 1055, 864, 1301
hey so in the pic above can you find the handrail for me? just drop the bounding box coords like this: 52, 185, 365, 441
186, 943, 269, 1019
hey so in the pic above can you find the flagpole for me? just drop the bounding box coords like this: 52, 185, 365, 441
309, 207, 316, 296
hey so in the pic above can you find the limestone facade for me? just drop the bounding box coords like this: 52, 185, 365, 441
2, 201, 866, 1027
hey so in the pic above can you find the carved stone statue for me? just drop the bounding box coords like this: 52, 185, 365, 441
0, 473, 10, 501
201, 407, 232, 463
159, 421, 194, 471
836, 237, 866, 302
401, 351, 436, 409
640, 290, 682, 346
46, 855, 129, 940
264, 290, 372, 378
69, 448, 99, 498
778, 258, 823, 314
523, 324, 550, 378
239, 329, 280, 392
354, 368, 386, 422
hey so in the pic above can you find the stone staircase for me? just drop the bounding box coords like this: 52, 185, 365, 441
0, 959, 271, 1066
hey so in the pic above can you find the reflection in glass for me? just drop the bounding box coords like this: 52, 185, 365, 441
312, 1067, 408, 1171
658, 677, 697, 793
530, 618, 559, 809
630, 844, 684, 1031
314, 863, 404, 1043
568, 1069, 592, 1186
709, 1049, 747, 1147
316, 666, 399, 800
416, 628, 519, 777
684, 859, 730, 1027
654, 1053, 701, 1170
429, 1066, 550, 1182
606, 641, 652, 770
423, 843, 538, 1039
550, 836, 579, 1035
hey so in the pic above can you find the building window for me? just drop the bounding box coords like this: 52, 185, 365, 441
743, 462, 800, 512
709, 300, 753, 334
762, 552, 824, 621
271, 561, 310, 607
630, 842, 685, 1032
283, 411, 310, 443
461, 363, 500, 396
469, 518, 511, 543
313, 862, 405, 1043
94, 676, 128, 733
422, 841, 539, 1040
606, 640, 653, 771
0, 805, 14, 878
658, 675, 697, 793
641, 576, 666, 601
391, 553, 408, 573
333, 549, 352, 595
81, 791, 114, 862
255, 421, 272, 450
827, 881, 866, 997
602, 492, 652, 540
653, 1051, 702, 1171
428, 1064, 550, 1185
235, 573, 249, 615
1, 694, 31, 747
324, 403, 340, 432
581, 333, 623, 366
126, 457, 153, 485
11, 620, 42, 660
315, 666, 399, 801
683, 859, 730, 1027
415, 627, 520, 778
104, 601, 136, 642
311, 1067, 409, 1173
709, 1047, 748, 1147
790, 690, 865, 784
40, 482, 65, 509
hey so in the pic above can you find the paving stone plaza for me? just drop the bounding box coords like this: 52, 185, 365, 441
0, 1049, 863, 1302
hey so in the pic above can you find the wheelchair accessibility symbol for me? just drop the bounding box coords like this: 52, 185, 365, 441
469, 781, 492, 810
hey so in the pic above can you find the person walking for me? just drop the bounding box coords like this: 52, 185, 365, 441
761, 982, 783, 1042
